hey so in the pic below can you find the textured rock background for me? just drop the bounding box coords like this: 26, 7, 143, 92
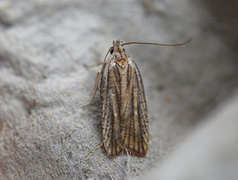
141, 92, 238, 180
0, 0, 238, 179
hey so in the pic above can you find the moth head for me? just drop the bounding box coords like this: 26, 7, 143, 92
110, 48, 126, 54
112, 39, 124, 53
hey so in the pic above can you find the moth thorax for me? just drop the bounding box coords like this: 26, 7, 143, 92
116, 58, 128, 69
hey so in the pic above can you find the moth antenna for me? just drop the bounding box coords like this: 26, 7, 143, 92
103, 47, 113, 63
122, 38, 191, 46
81, 47, 113, 108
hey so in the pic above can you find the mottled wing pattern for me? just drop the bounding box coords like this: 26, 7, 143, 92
120, 59, 149, 157
100, 56, 123, 158
100, 55, 149, 158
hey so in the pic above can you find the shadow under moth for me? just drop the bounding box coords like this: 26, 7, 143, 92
82, 39, 191, 158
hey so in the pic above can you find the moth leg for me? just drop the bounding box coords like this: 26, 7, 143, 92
81, 71, 100, 108
84, 141, 104, 159
83, 62, 103, 68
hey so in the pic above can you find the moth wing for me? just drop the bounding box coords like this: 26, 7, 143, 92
120, 59, 149, 157
100, 59, 123, 158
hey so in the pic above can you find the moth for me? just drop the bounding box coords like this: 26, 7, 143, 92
82, 39, 191, 158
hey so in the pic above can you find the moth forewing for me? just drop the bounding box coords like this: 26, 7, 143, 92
100, 41, 149, 158
100, 55, 124, 158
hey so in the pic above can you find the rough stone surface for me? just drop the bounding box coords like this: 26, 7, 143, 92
0, 0, 238, 179
140, 92, 238, 180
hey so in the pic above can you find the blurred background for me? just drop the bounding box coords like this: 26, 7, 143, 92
0, 0, 238, 179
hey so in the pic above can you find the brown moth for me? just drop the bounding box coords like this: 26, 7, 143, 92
82, 39, 191, 158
